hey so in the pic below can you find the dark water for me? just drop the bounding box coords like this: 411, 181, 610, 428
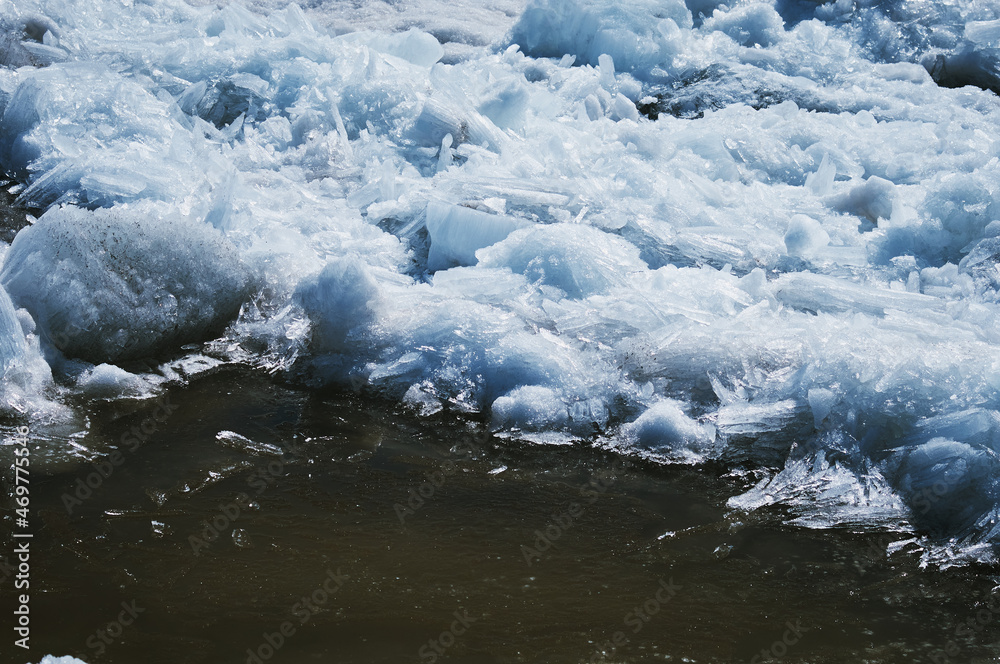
3, 368, 1000, 664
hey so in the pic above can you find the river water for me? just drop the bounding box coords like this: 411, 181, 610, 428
11, 368, 999, 664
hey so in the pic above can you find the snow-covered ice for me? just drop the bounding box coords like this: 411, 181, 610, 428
3, 0, 1000, 563
2, 202, 253, 363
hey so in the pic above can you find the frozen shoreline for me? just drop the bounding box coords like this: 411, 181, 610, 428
3, 0, 1000, 563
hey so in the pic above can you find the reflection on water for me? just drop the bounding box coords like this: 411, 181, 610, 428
4, 368, 1000, 663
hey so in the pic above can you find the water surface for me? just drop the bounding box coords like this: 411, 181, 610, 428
8, 369, 1000, 663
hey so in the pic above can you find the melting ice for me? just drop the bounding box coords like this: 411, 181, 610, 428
3, 0, 1000, 565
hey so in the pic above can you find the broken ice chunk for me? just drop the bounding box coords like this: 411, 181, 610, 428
772, 272, 943, 316
804, 154, 836, 196
339, 28, 444, 67
966, 19, 1000, 48
425, 201, 527, 271
295, 258, 380, 352
783, 214, 830, 258
716, 399, 812, 464
830, 176, 898, 224
411, 97, 507, 152
0, 283, 27, 379
216, 430, 284, 457
478, 80, 529, 131
1, 202, 253, 364
807, 388, 837, 429
76, 364, 158, 399
717, 399, 802, 437
702, 2, 785, 48
492, 385, 569, 431
893, 437, 999, 536
477, 223, 646, 298
620, 399, 716, 461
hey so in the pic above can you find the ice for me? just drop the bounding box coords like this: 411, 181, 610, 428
477, 224, 647, 298
1, 202, 253, 363
6, 0, 1000, 562
411, 96, 509, 152
830, 175, 899, 225
1, 62, 227, 210
295, 257, 379, 355
76, 363, 162, 399
158, 353, 226, 383
619, 398, 715, 461
772, 272, 944, 317
0, 281, 25, 378
966, 19, 1000, 48
340, 28, 444, 68
247, 0, 526, 63
716, 399, 803, 437
478, 79, 531, 131
492, 385, 570, 431
783, 214, 830, 258
0, 281, 53, 415
701, 2, 785, 48
807, 387, 836, 429
33, 657, 89, 664
804, 154, 836, 196
890, 437, 998, 535
729, 448, 911, 531
508, 0, 694, 76
425, 201, 527, 270
715, 399, 812, 464
0, 12, 59, 68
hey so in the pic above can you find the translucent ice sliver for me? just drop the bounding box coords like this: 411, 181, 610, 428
425, 201, 528, 271
0, 282, 25, 378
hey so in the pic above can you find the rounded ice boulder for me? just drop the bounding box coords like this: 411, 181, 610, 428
295, 257, 380, 353
492, 385, 569, 431
620, 399, 716, 460
783, 214, 830, 258
477, 223, 647, 299
1, 203, 253, 363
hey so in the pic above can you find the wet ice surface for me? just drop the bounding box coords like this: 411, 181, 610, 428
3, 0, 1000, 566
